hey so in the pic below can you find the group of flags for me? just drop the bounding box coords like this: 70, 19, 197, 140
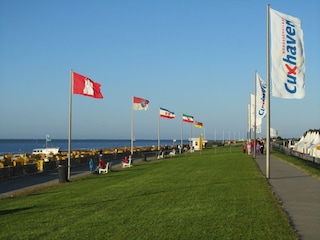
70, 6, 305, 141
130, 95, 204, 152
248, 6, 306, 179
132, 96, 203, 128
249, 6, 305, 136
252, 7, 305, 100
71, 73, 204, 128
67, 5, 306, 181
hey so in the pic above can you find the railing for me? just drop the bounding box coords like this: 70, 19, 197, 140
271, 143, 320, 165
0, 149, 162, 180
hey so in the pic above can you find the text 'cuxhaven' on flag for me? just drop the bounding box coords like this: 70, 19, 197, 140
270, 8, 305, 99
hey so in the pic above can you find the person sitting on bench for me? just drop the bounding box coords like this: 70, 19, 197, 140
96, 158, 107, 173
122, 155, 132, 167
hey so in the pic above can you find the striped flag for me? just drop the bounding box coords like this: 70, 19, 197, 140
159, 108, 175, 119
182, 114, 194, 123
195, 121, 203, 128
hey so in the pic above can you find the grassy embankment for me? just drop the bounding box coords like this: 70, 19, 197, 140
0, 146, 297, 240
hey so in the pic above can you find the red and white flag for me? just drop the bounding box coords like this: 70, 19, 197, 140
159, 107, 175, 119
182, 114, 194, 123
133, 96, 149, 110
73, 72, 103, 99
270, 8, 305, 99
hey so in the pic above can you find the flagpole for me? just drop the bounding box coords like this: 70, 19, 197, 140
131, 96, 134, 155
247, 104, 249, 143
190, 122, 192, 146
67, 70, 73, 181
223, 129, 224, 144
266, 4, 271, 179
254, 71, 257, 159
180, 115, 183, 150
248, 101, 251, 143
158, 107, 160, 151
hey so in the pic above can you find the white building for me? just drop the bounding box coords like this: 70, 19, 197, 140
190, 137, 208, 151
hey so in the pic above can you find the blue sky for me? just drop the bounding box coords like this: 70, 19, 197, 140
0, 0, 319, 140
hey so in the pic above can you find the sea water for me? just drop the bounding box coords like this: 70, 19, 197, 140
0, 139, 190, 155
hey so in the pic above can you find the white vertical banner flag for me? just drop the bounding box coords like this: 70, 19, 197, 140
250, 94, 262, 130
250, 94, 255, 129
247, 103, 251, 132
256, 72, 267, 118
256, 125, 262, 134
270, 8, 305, 99
270, 128, 279, 137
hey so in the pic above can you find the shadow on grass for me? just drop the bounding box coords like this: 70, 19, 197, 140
0, 206, 35, 215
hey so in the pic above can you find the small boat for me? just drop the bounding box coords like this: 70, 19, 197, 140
32, 134, 59, 155
32, 147, 60, 155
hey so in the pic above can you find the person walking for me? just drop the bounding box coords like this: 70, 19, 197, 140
89, 159, 94, 173
243, 142, 247, 153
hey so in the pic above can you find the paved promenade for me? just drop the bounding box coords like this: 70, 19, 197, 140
254, 154, 320, 240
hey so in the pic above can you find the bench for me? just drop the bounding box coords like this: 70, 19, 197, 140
99, 162, 110, 174
169, 149, 176, 157
122, 158, 132, 168
157, 152, 164, 159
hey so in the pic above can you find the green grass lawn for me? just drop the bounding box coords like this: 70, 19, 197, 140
0, 147, 297, 240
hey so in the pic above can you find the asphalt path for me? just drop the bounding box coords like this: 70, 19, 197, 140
254, 154, 320, 240
0, 157, 127, 197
